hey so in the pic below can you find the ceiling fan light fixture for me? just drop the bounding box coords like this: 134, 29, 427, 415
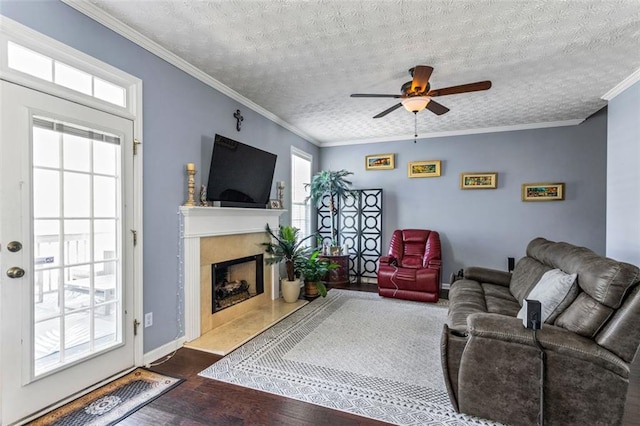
401, 96, 430, 113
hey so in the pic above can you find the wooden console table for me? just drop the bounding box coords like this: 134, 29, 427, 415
320, 254, 350, 286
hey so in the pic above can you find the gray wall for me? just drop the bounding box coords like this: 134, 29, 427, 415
607, 80, 640, 265
1, 0, 319, 352
320, 109, 608, 281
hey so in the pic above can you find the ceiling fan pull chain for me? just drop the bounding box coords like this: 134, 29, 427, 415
414, 112, 418, 143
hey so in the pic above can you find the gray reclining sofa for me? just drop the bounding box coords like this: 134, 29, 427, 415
441, 237, 640, 425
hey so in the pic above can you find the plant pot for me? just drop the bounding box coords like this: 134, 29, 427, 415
281, 278, 301, 303
304, 280, 320, 298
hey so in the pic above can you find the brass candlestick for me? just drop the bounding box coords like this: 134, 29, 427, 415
184, 163, 196, 206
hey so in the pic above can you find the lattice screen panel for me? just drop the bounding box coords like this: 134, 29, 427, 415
316, 189, 383, 282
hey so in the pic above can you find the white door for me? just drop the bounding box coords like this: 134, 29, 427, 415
1, 81, 135, 425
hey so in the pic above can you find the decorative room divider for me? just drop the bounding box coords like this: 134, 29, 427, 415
317, 189, 383, 283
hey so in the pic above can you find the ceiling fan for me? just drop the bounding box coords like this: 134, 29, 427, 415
351, 65, 492, 118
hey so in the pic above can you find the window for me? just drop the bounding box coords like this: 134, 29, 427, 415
291, 147, 312, 241
5, 41, 128, 109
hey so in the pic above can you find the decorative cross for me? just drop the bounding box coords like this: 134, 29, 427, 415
233, 109, 244, 132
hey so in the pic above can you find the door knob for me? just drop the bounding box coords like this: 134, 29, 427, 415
6, 267, 25, 278
7, 241, 22, 252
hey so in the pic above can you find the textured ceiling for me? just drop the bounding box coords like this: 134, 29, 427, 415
85, 0, 640, 145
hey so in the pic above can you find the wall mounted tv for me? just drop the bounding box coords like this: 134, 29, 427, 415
206, 134, 277, 208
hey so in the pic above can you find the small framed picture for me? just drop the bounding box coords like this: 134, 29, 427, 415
269, 199, 282, 209
522, 183, 565, 201
460, 172, 498, 189
365, 153, 395, 170
408, 160, 441, 178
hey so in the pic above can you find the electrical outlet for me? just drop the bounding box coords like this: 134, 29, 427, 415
144, 312, 153, 328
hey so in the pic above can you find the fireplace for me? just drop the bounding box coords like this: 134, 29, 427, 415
212, 254, 264, 312
180, 206, 285, 341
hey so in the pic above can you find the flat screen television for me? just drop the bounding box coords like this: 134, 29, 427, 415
206, 134, 277, 208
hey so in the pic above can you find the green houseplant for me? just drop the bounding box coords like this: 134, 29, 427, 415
300, 250, 339, 298
306, 169, 356, 249
262, 224, 314, 302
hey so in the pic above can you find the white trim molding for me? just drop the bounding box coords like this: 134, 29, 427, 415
320, 119, 586, 147
142, 337, 187, 367
291, 145, 313, 162
602, 67, 640, 101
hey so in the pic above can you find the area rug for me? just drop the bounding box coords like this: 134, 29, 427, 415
199, 289, 497, 425
29, 368, 183, 426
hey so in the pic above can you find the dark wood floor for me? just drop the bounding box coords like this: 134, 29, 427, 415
124, 285, 640, 425
122, 347, 388, 426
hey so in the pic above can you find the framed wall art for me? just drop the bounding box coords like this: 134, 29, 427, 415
408, 160, 441, 178
522, 183, 565, 201
460, 172, 498, 189
365, 153, 395, 170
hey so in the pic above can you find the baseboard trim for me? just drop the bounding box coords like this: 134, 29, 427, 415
442, 282, 451, 290
143, 336, 187, 367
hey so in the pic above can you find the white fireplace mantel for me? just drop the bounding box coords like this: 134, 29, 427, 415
180, 206, 284, 238
180, 206, 285, 341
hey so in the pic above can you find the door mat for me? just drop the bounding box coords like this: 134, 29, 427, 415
29, 368, 184, 426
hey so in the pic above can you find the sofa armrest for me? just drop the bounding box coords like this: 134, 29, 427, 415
463, 266, 511, 287
466, 313, 628, 376
457, 313, 630, 425
379, 255, 396, 266
427, 259, 441, 269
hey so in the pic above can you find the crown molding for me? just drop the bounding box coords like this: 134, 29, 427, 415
60, 0, 320, 146
602, 67, 640, 101
319, 119, 585, 147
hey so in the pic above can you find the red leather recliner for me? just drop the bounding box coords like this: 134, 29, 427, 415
377, 229, 442, 302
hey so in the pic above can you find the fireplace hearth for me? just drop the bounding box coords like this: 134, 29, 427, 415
212, 254, 264, 313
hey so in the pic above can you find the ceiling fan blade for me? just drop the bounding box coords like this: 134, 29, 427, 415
428, 80, 492, 97
410, 65, 434, 93
373, 103, 403, 118
351, 94, 402, 98
425, 99, 449, 115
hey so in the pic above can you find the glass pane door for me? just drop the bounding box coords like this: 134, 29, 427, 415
2, 66, 134, 426
32, 117, 122, 376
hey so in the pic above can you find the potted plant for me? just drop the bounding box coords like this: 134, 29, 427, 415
262, 224, 314, 302
300, 250, 339, 298
306, 169, 356, 252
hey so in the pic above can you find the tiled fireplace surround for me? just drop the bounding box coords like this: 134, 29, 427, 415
180, 206, 284, 342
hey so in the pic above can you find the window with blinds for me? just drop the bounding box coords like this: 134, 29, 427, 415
291, 148, 312, 241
